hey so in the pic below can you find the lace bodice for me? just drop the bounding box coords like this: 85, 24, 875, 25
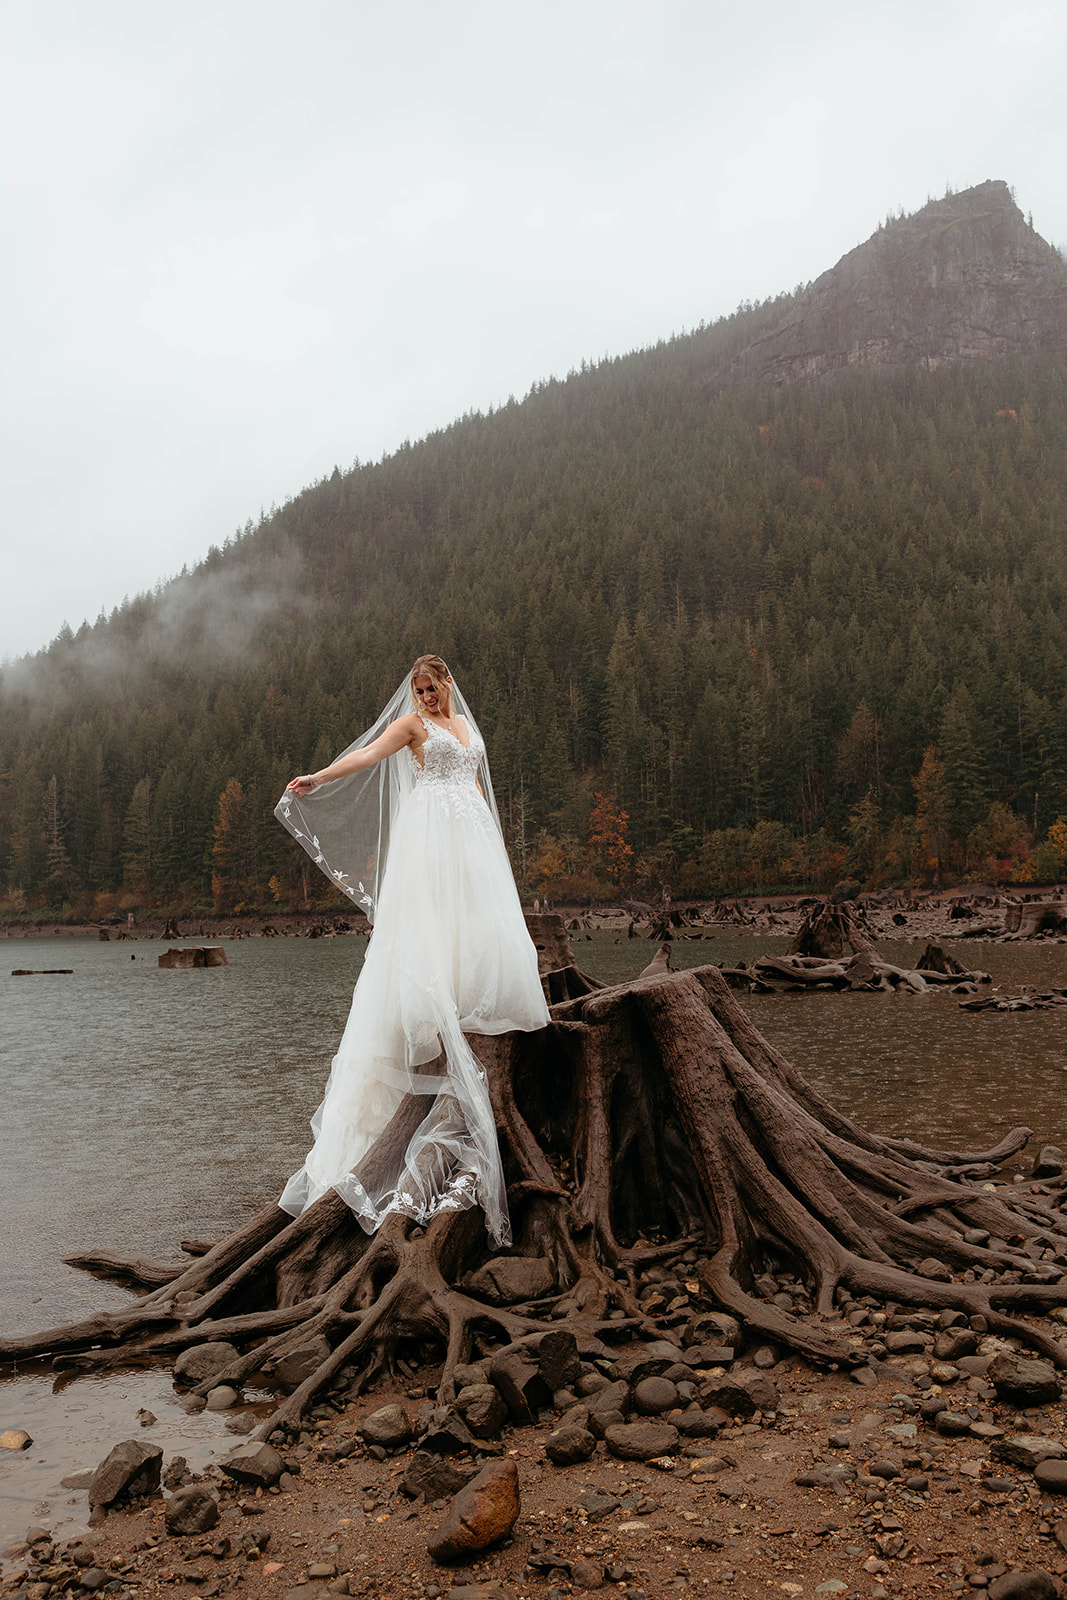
410, 716, 490, 820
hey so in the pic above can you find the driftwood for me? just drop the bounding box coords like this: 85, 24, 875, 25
3, 917, 1065, 1443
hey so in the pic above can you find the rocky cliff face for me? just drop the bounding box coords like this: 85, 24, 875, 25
708, 180, 1067, 393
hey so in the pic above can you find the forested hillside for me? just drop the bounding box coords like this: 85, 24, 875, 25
5, 185, 1067, 917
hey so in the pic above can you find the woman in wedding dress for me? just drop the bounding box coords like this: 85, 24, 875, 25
275, 656, 548, 1247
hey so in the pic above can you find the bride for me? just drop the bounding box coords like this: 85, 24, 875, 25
275, 655, 549, 1247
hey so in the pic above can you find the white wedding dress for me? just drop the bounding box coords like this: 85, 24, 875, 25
278, 714, 549, 1246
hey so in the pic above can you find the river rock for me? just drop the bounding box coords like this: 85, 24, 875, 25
589, 1379, 630, 1416
884, 1330, 927, 1355
0, 1429, 32, 1450
987, 1572, 1058, 1600
632, 1377, 679, 1415
991, 1436, 1067, 1471
173, 1341, 240, 1386
360, 1403, 413, 1448
989, 1354, 1063, 1406
274, 1336, 332, 1393
933, 1328, 979, 1362
464, 1256, 557, 1305
218, 1440, 285, 1487
402, 1450, 473, 1501
427, 1457, 520, 1563
934, 1410, 973, 1436
165, 1484, 220, 1535
1033, 1460, 1067, 1494
604, 1421, 679, 1461
455, 1384, 508, 1440
545, 1425, 596, 1465
1032, 1144, 1064, 1179
205, 1385, 239, 1411
60, 1466, 97, 1488
89, 1440, 163, 1506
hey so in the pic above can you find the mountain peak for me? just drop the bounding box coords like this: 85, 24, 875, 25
708, 180, 1067, 393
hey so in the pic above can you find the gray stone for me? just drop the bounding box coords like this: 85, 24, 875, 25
88, 1439, 163, 1507
932, 1328, 979, 1362
274, 1336, 332, 1394
403, 1450, 473, 1501
455, 1384, 508, 1440
59, 1466, 96, 1489
537, 1329, 581, 1392
576, 1488, 621, 1521
464, 1256, 557, 1305
545, 1426, 596, 1465
604, 1421, 679, 1461
632, 1377, 678, 1415
991, 1435, 1067, 1471
360, 1403, 413, 1448
795, 1463, 857, 1487
588, 1379, 630, 1416
172, 1341, 239, 1386
884, 1330, 927, 1354
934, 1410, 973, 1436
989, 1354, 1063, 1407
915, 1257, 953, 1282
987, 1572, 1057, 1600
1032, 1144, 1064, 1179
421, 1410, 478, 1456
218, 1440, 285, 1488
164, 1484, 220, 1536
205, 1385, 239, 1411
487, 1345, 552, 1422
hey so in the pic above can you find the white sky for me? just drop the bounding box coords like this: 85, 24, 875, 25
2, 0, 1065, 660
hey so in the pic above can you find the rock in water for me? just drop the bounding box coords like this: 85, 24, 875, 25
0, 1429, 33, 1450
427, 1456, 520, 1563
89, 1440, 163, 1507
172, 1341, 239, 1386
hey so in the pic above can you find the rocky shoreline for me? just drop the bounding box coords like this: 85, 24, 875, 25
4, 1273, 1067, 1600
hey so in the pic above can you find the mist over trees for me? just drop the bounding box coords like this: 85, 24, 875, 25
5, 292, 1067, 917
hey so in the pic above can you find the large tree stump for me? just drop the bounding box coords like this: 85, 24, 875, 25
4, 923, 1066, 1440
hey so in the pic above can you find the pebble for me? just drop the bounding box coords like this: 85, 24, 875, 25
0, 1429, 33, 1451
1033, 1460, 1067, 1494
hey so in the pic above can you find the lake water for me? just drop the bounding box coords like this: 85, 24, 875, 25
1, 926, 1065, 1539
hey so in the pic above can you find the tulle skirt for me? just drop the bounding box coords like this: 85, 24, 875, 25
279, 779, 549, 1244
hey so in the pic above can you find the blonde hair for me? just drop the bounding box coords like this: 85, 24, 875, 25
410, 654, 454, 717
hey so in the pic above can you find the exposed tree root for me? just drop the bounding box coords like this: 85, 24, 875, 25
4, 939, 1066, 1440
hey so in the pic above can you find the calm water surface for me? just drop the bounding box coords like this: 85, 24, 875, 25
1, 926, 1064, 1537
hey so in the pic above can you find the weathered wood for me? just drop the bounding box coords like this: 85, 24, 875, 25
5, 914, 1065, 1438
158, 946, 228, 969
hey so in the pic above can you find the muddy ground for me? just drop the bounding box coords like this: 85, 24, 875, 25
4, 1336, 1067, 1600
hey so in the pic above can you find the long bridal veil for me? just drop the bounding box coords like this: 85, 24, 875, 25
274, 671, 500, 923
274, 669, 533, 1248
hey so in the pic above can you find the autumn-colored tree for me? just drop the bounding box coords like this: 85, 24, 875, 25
212, 778, 254, 912
588, 791, 633, 883
912, 746, 951, 887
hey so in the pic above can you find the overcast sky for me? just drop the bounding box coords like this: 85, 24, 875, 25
2, 0, 1064, 660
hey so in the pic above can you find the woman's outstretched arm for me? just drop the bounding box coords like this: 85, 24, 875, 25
286, 714, 422, 797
